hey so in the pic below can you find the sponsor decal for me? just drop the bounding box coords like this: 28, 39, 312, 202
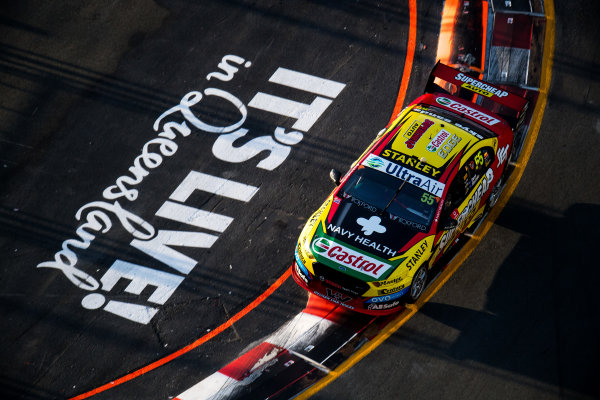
435, 97, 500, 126
404, 240, 428, 271
343, 194, 378, 213
294, 243, 311, 282
294, 260, 309, 284
405, 119, 434, 149
356, 216, 386, 236
327, 223, 356, 239
412, 107, 484, 139
378, 284, 406, 295
328, 222, 398, 257
325, 288, 352, 303
326, 224, 396, 258
366, 287, 409, 303
305, 199, 331, 231
363, 154, 445, 196
413, 106, 452, 124
372, 272, 406, 287
311, 237, 393, 279
314, 290, 355, 309
37, 55, 346, 324
454, 122, 484, 139
327, 224, 397, 257
496, 144, 509, 167
426, 129, 452, 152
354, 234, 397, 257
451, 208, 460, 220
312, 237, 332, 254
367, 301, 400, 310
365, 156, 385, 169
483, 149, 492, 166
437, 134, 462, 159
439, 168, 494, 249
455, 73, 509, 98
381, 149, 441, 178
389, 213, 427, 232
403, 121, 421, 140
320, 275, 362, 296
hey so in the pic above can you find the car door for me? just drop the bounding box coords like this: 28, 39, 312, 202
436, 145, 496, 254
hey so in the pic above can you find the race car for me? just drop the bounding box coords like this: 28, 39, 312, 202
292, 62, 529, 315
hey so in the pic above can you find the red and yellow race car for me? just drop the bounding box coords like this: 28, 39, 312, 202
292, 63, 529, 315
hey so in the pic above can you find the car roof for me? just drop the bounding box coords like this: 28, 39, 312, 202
373, 106, 483, 174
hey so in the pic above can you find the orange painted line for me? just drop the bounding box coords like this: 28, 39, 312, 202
436, 0, 460, 65
389, 0, 418, 121
481, 0, 489, 74
69, 267, 292, 400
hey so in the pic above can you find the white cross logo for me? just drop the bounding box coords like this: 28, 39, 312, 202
356, 216, 386, 236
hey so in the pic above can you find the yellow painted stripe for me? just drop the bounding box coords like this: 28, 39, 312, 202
295, 1, 555, 398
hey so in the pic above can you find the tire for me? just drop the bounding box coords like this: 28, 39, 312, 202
487, 178, 503, 209
406, 265, 428, 303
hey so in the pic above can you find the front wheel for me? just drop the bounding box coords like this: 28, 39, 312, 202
406, 265, 428, 303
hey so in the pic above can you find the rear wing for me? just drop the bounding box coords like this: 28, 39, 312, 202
425, 62, 529, 130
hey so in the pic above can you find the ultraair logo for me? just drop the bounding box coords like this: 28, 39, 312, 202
356, 216, 386, 236
362, 154, 445, 196
311, 237, 331, 254
365, 156, 385, 169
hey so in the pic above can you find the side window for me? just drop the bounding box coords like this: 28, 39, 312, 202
442, 146, 495, 219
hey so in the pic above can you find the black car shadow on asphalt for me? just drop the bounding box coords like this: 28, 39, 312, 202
418, 199, 600, 399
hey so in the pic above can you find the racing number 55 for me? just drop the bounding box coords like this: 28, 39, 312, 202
421, 193, 436, 205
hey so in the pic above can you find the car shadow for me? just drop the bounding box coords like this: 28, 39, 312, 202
420, 199, 600, 398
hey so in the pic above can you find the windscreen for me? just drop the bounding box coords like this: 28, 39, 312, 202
340, 166, 440, 229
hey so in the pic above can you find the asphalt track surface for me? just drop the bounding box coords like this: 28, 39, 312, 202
0, 1, 598, 400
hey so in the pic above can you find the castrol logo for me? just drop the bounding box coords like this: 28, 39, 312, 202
311, 237, 392, 279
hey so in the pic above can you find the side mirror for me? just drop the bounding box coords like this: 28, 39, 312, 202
329, 169, 341, 186
441, 216, 458, 231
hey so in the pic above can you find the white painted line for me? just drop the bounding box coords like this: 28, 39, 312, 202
100, 259, 184, 304
101, 300, 158, 325
174, 371, 236, 400
169, 171, 259, 203
174, 311, 341, 399
269, 67, 346, 98
130, 230, 218, 275
248, 93, 332, 132
267, 311, 337, 351
156, 201, 233, 233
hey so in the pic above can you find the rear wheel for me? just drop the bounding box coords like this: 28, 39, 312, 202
487, 178, 504, 209
406, 265, 428, 303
